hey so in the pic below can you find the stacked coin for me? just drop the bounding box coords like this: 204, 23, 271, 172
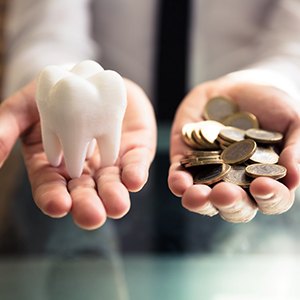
181, 96, 287, 187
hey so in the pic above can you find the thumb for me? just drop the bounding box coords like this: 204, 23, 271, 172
0, 81, 39, 166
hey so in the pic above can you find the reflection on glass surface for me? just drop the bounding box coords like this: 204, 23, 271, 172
2, 252, 300, 300
0, 123, 299, 300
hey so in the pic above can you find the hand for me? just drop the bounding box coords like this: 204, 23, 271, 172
0, 79, 156, 230
168, 77, 300, 222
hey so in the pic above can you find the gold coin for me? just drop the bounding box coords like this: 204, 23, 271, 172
182, 133, 195, 147
222, 111, 259, 130
191, 129, 205, 146
184, 159, 224, 168
249, 146, 279, 164
217, 138, 232, 150
192, 155, 221, 160
245, 128, 283, 144
219, 142, 230, 150
184, 132, 200, 148
223, 165, 252, 188
192, 128, 208, 145
194, 163, 231, 185
188, 121, 223, 148
204, 96, 239, 122
245, 163, 287, 180
181, 122, 194, 136
180, 157, 194, 166
182, 123, 196, 146
182, 122, 198, 137
192, 130, 220, 150
221, 139, 257, 164
181, 122, 203, 148
199, 120, 225, 144
183, 154, 220, 161
181, 154, 221, 166
218, 126, 245, 143
185, 150, 222, 156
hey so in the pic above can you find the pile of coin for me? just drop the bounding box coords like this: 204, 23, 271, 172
181, 96, 287, 187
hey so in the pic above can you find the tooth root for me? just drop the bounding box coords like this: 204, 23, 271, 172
97, 131, 121, 167
60, 136, 89, 178
41, 125, 62, 167
86, 139, 96, 159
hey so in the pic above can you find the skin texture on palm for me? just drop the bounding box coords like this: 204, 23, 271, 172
0, 79, 157, 230
168, 78, 300, 223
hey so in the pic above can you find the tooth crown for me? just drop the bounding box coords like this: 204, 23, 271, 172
36, 60, 127, 178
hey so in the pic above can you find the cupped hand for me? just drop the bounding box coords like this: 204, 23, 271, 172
168, 78, 300, 222
0, 79, 157, 229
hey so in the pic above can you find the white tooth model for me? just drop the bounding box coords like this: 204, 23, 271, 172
36, 60, 127, 178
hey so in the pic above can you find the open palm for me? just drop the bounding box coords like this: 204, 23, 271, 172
0, 79, 156, 229
168, 78, 300, 222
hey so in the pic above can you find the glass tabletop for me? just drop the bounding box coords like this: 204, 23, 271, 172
1, 253, 300, 300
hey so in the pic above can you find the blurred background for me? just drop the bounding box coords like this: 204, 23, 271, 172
0, 1, 300, 300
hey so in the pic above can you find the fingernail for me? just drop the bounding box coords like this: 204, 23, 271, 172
197, 202, 218, 217
254, 192, 274, 201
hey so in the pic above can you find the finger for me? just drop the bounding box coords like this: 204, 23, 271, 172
120, 133, 154, 192
120, 79, 157, 191
168, 84, 218, 198
95, 166, 131, 218
210, 182, 258, 223
280, 118, 300, 189
182, 184, 218, 216
168, 162, 194, 196
250, 177, 294, 215
0, 82, 39, 165
26, 153, 72, 218
68, 175, 107, 230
